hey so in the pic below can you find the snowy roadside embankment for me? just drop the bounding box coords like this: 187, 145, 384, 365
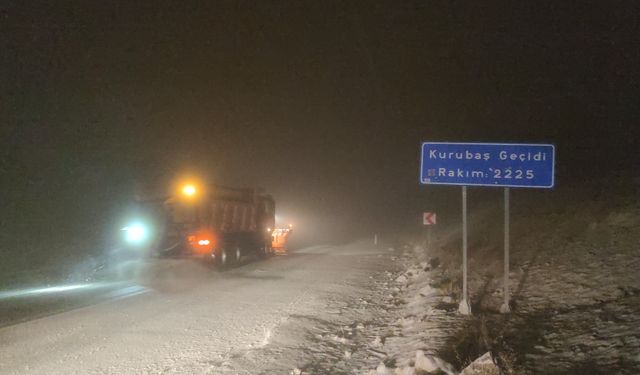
357, 177, 640, 375
355, 246, 499, 375
345, 177, 640, 375
450, 179, 640, 375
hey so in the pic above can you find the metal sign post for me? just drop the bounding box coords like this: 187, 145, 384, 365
458, 186, 471, 315
500, 188, 511, 313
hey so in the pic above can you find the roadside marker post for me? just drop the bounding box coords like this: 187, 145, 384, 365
422, 212, 436, 250
420, 142, 555, 316
423, 212, 436, 225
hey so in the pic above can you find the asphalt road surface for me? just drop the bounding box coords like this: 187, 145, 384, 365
0, 242, 393, 374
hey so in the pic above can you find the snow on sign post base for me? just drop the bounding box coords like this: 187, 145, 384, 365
420, 142, 555, 316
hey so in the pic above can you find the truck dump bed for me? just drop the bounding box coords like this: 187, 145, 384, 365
136, 184, 275, 258
166, 186, 274, 232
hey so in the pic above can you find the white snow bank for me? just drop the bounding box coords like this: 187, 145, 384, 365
459, 352, 499, 375
415, 350, 456, 375
418, 285, 438, 297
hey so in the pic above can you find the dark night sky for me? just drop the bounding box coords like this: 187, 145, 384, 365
1, 2, 639, 249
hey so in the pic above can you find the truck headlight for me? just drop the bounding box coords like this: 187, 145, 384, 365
122, 223, 148, 244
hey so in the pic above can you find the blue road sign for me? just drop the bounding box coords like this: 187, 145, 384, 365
420, 142, 555, 188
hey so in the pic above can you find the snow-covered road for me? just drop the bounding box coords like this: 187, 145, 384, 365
0, 242, 394, 374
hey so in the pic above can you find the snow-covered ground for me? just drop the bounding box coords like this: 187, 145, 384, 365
366, 178, 640, 374
1, 179, 637, 374
0, 242, 403, 374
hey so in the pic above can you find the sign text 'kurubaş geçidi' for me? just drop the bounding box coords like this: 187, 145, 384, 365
420, 142, 555, 188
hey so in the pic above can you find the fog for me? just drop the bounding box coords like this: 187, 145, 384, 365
1, 2, 638, 284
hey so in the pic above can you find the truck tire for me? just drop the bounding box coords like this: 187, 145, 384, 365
218, 247, 230, 268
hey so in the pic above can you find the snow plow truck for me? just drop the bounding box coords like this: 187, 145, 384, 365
123, 182, 277, 267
